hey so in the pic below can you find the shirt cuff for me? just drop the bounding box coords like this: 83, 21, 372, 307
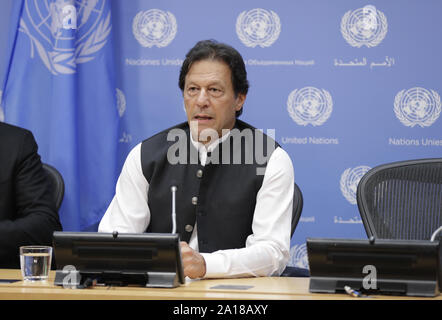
200, 252, 227, 279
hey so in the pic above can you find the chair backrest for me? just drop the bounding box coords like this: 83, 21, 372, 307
357, 158, 442, 240
42, 163, 65, 211
291, 183, 304, 236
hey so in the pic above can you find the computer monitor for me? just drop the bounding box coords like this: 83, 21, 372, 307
52, 231, 185, 288
306, 238, 440, 297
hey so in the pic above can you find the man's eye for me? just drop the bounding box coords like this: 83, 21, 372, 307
209, 88, 222, 96
187, 87, 198, 94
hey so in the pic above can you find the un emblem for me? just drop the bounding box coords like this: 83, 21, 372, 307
394, 87, 441, 128
19, 0, 111, 75
287, 87, 333, 126
340, 166, 371, 205
132, 9, 177, 48
341, 5, 388, 48
288, 243, 309, 269
236, 8, 281, 48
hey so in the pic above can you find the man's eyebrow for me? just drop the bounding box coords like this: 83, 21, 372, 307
185, 79, 225, 87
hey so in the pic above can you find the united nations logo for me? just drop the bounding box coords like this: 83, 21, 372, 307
116, 88, 126, 117
236, 8, 281, 48
19, 0, 112, 75
394, 87, 441, 128
341, 5, 388, 48
287, 87, 333, 126
340, 166, 371, 205
132, 9, 177, 48
288, 243, 309, 269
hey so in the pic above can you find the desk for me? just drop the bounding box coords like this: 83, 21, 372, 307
0, 269, 440, 300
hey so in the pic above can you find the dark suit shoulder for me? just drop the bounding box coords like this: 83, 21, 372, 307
0, 122, 32, 140
140, 122, 190, 180
234, 119, 281, 148
140, 121, 188, 161
0, 123, 37, 160
141, 121, 188, 144
235, 119, 256, 130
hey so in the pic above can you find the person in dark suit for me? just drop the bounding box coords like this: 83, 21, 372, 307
0, 122, 62, 268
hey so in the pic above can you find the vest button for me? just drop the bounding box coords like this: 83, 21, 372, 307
185, 224, 193, 233
196, 169, 203, 178
191, 196, 198, 205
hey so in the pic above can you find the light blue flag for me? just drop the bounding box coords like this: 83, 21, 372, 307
1, 0, 120, 231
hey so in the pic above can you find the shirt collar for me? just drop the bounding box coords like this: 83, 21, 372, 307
190, 129, 231, 155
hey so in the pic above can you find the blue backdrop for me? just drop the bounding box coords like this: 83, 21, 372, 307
1, 0, 441, 269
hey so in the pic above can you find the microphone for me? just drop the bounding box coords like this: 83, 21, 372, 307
171, 184, 177, 234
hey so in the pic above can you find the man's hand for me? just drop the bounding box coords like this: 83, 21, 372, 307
180, 241, 206, 279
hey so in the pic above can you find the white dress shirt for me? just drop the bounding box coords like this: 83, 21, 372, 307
99, 131, 294, 278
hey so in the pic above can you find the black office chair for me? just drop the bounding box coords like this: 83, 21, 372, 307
291, 183, 304, 237
281, 183, 309, 277
357, 158, 442, 292
42, 163, 65, 211
356, 158, 442, 240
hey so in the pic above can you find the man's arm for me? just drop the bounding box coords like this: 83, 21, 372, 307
98, 143, 150, 233
187, 147, 294, 279
0, 130, 62, 267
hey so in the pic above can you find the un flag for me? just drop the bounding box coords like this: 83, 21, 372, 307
0, 0, 120, 231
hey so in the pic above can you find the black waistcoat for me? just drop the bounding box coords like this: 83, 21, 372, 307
140, 120, 279, 253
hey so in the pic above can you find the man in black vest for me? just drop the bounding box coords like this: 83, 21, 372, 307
99, 40, 294, 279
0, 122, 63, 268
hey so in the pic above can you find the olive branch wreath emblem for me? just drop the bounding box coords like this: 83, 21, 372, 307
19, 12, 111, 75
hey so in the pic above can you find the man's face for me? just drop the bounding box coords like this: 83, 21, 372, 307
183, 59, 246, 144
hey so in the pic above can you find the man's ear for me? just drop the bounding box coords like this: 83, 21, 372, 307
235, 93, 246, 112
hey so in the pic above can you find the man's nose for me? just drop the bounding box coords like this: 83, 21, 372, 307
196, 88, 209, 106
